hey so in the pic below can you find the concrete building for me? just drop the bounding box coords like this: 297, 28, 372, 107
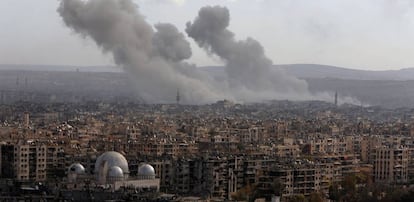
374, 147, 409, 184
0, 143, 48, 181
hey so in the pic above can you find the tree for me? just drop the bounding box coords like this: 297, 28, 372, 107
328, 184, 340, 201
309, 192, 324, 202
230, 183, 255, 201
286, 194, 305, 202
272, 178, 283, 196
342, 175, 356, 193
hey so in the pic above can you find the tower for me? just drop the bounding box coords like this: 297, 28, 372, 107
334, 91, 338, 106
23, 112, 29, 128
176, 88, 180, 105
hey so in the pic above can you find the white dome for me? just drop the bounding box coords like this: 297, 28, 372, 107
68, 163, 85, 174
108, 166, 124, 178
138, 164, 155, 177
94, 151, 129, 175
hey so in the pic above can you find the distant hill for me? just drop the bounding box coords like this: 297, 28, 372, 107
3, 64, 414, 108
0, 64, 121, 72
198, 65, 414, 108
200, 64, 414, 81
4, 64, 414, 80
279, 64, 414, 80
305, 78, 414, 108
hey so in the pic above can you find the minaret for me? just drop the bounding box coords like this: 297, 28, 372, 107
23, 112, 30, 128
334, 91, 338, 106
176, 89, 180, 105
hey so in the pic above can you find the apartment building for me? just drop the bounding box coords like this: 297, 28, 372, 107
374, 146, 409, 184
0, 142, 65, 182
262, 161, 322, 198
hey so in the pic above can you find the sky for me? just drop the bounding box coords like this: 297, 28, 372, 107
1, 0, 414, 70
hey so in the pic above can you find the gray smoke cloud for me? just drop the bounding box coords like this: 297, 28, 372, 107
186, 6, 310, 100
58, 0, 319, 104
152, 23, 192, 62
58, 0, 224, 103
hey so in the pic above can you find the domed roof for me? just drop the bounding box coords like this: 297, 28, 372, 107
108, 166, 124, 178
138, 163, 155, 176
68, 163, 86, 174
94, 151, 129, 174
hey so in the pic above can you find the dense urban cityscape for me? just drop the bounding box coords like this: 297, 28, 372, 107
4, 0, 414, 201
1, 99, 414, 201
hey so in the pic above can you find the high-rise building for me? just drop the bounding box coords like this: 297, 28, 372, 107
374, 147, 409, 184
0, 142, 65, 182
12, 144, 47, 181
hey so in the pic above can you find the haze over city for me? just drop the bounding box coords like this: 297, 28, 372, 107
1, 0, 414, 70
1, 0, 414, 106
4, 1, 414, 202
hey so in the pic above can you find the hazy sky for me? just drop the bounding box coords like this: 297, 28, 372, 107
1, 0, 414, 70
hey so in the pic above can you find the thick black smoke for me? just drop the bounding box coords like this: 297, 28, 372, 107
58, 0, 318, 103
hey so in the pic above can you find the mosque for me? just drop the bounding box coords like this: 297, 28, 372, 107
66, 151, 160, 192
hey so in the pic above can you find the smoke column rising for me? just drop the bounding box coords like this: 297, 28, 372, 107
186, 6, 311, 100
58, 0, 318, 103
58, 0, 224, 103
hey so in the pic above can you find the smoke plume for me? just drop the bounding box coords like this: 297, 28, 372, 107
186, 6, 311, 100
58, 0, 224, 103
58, 0, 317, 103
152, 23, 192, 62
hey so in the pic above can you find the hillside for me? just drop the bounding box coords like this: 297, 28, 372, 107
2, 64, 414, 108
280, 64, 414, 80
200, 64, 414, 81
